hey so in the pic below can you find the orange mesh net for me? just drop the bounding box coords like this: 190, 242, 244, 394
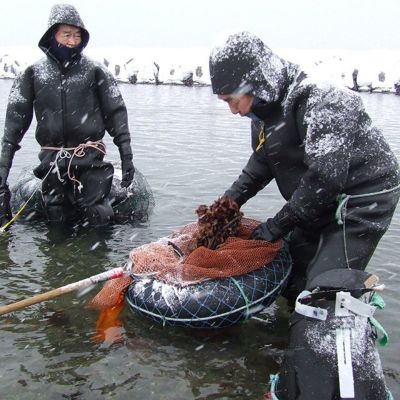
132, 218, 282, 284
92, 291, 125, 344
87, 212, 282, 342
88, 276, 133, 310
87, 217, 282, 311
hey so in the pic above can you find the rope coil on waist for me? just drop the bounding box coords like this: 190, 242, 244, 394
41, 140, 106, 192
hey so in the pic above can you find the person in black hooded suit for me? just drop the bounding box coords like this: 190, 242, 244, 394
208, 31, 399, 399
0, 3, 135, 227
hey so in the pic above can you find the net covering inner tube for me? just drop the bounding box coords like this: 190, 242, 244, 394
126, 245, 292, 328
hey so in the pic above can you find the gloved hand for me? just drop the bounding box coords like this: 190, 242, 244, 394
121, 159, 135, 188
0, 186, 12, 227
250, 218, 284, 242
117, 141, 135, 188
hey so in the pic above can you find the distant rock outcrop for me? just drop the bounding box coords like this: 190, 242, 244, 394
395, 81, 400, 96
182, 71, 193, 86
153, 62, 161, 85
0, 53, 22, 79
115, 64, 121, 77
195, 66, 203, 78
351, 68, 359, 91
128, 73, 138, 84
0, 47, 398, 93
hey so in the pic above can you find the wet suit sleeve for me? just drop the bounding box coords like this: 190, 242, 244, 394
95, 66, 133, 161
0, 67, 34, 172
224, 122, 274, 207
270, 88, 360, 238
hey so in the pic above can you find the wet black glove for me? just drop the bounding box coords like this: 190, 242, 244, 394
251, 204, 300, 242
250, 218, 284, 242
0, 186, 12, 227
117, 141, 135, 188
121, 159, 135, 188
0, 143, 17, 226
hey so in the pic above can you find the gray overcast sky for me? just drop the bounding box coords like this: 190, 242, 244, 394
1, 0, 400, 50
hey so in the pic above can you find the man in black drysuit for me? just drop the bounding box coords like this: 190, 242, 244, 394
0, 4, 135, 227
209, 32, 400, 399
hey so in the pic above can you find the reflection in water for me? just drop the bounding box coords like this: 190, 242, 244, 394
0, 80, 400, 398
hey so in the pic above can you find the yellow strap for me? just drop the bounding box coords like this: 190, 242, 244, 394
0, 161, 58, 233
0, 203, 27, 232
256, 125, 265, 152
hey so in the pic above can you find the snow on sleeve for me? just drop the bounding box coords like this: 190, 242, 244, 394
303, 84, 362, 159
95, 61, 121, 99
8, 78, 27, 104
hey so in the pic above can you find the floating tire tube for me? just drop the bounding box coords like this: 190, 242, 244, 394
126, 244, 292, 328
10, 166, 155, 223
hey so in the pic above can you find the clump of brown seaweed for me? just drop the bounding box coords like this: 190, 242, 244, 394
195, 197, 243, 249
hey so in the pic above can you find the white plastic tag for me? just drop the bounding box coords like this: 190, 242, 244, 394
295, 291, 328, 321
335, 291, 355, 399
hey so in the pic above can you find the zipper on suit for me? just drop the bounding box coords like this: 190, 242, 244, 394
60, 72, 67, 145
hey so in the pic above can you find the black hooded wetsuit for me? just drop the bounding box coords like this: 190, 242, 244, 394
209, 32, 400, 295
210, 30, 399, 400
0, 4, 133, 224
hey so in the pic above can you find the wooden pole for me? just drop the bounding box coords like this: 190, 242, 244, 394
0, 266, 126, 316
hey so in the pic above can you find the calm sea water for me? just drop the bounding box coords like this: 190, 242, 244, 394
0, 79, 399, 399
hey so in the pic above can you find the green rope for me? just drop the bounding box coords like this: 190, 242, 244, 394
371, 292, 386, 310
335, 184, 400, 269
369, 292, 389, 346
336, 183, 400, 226
230, 277, 250, 313
369, 316, 389, 346
335, 193, 349, 225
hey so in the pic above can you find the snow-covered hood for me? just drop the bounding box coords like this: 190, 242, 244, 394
38, 3, 89, 57
209, 31, 298, 104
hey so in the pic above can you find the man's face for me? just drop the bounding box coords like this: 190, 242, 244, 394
55, 24, 82, 48
218, 94, 254, 117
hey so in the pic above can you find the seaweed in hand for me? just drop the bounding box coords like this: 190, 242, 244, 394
195, 197, 243, 249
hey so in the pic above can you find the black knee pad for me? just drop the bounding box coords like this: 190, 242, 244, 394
84, 201, 114, 226
269, 269, 392, 400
